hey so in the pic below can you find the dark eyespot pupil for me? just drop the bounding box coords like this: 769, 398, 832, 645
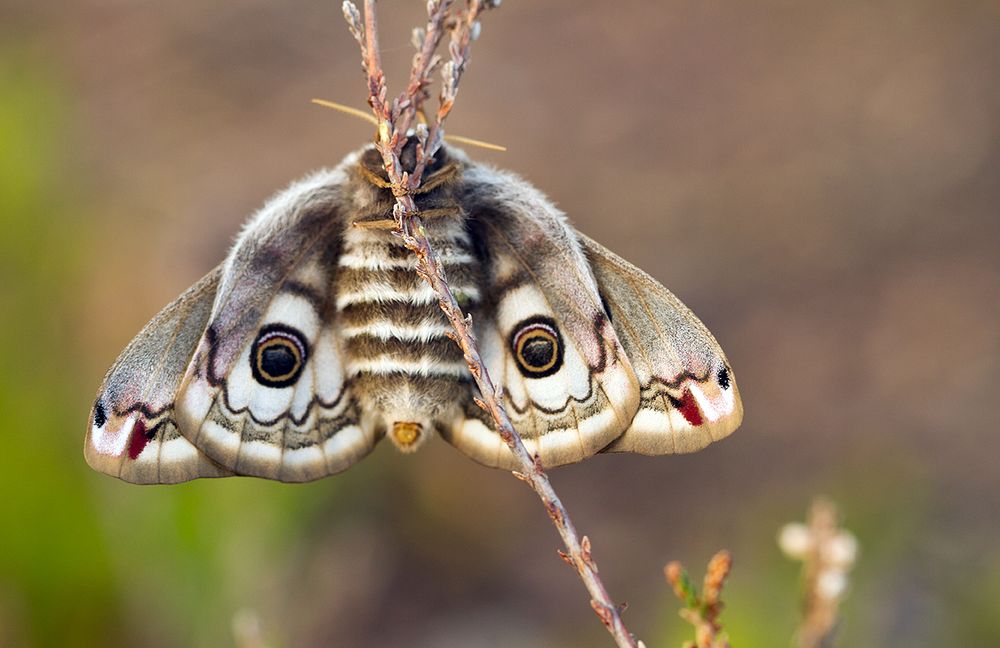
522, 337, 555, 368
261, 345, 297, 377
717, 366, 730, 390
510, 316, 564, 379
93, 401, 107, 428
250, 324, 308, 388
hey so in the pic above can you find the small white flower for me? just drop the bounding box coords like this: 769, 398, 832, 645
779, 523, 813, 558
817, 569, 848, 600
825, 531, 858, 568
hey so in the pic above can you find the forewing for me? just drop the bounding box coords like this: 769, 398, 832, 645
175, 166, 377, 482
444, 164, 640, 469
86, 266, 234, 484
580, 235, 743, 454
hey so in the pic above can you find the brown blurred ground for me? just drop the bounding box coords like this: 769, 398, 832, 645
2, 1, 999, 646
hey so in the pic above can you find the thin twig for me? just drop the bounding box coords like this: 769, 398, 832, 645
339, 1, 638, 646
395, 0, 451, 137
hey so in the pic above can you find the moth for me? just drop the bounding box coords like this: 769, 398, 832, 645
86, 142, 743, 483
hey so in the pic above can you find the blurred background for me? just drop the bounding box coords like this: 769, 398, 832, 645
1, 0, 998, 645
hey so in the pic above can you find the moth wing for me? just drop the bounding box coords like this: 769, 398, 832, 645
580, 235, 743, 454
443, 164, 641, 469
174, 164, 377, 482
86, 266, 235, 484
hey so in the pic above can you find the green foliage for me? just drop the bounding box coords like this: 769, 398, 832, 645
670, 567, 699, 610
0, 47, 119, 647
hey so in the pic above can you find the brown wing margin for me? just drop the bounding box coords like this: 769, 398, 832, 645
86, 266, 235, 483
580, 235, 743, 455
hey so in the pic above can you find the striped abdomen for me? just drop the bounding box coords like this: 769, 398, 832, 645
336, 216, 482, 451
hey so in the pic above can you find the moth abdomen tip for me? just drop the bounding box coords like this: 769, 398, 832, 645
391, 421, 425, 452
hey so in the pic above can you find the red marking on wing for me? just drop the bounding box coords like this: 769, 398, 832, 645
128, 419, 150, 460
677, 388, 703, 426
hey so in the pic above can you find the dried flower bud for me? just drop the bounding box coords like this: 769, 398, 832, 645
664, 561, 683, 585
470, 20, 482, 41
704, 550, 733, 602
441, 61, 458, 99
341, 1, 363, 42
412, 27, 426, 50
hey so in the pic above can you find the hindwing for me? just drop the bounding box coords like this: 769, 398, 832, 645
443, 164, 641, 469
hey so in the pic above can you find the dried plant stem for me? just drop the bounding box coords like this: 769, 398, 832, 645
664, 551, 733, 648
779, 498, 858, 648
340, 1, 638, 646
